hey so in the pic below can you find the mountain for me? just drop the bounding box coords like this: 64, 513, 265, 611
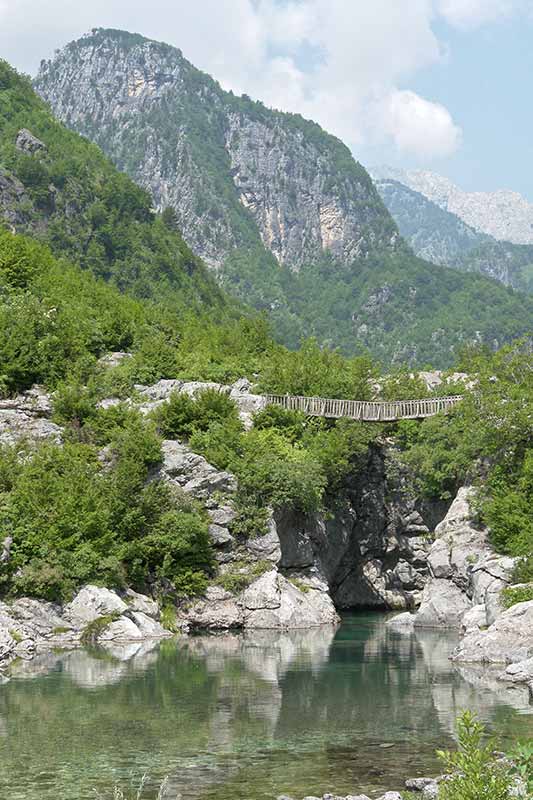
0, 58, 227, 315
35, 28, 397, 274
373, 178, 485, 265
372, 165, 533, 245
32, 29, 533, 366
374, 177, 533, 293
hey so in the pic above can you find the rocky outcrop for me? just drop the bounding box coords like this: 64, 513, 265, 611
0, 379, 452, 642
15, 128, 46, 154
35, 28, 397, 272
275, 446, 436, 612
183, 571, 338, 631
0, 167, 34, 230
0, 584, 171, 674
0, 385, 62, 447
451, 600, 533, 667
412, 488, 515, 629
156, 431, 339, 630
386, 487, 533, 700
135, 376, 266, 429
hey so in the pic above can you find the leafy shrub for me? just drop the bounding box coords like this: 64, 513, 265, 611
258, 337, 376, 399
0, 229, 51, 289
508, 740, 533, 796
188, 418, 244, 471
229, 495, 270, 539
437, 711, 511, 800
501, 584, 533, 609
216, 560, 271, 594
156, 388, 240, 441
120, 510, 213, 590
252, 405, 306, 441
0, 418, 213, 601
235, 428, 326, 513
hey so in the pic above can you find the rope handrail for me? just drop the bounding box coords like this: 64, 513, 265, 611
263, 393, 463, 422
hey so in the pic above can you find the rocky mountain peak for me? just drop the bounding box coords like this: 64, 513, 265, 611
371, 164, 533, 246
36, 29, 398, 271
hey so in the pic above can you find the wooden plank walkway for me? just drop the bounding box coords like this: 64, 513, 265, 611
263, 394, 463, 422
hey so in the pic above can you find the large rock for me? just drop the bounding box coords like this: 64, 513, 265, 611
415, 579, 472, 629
0, 627, 15, 664
414, 487, 514, 629
63, 585, 128, 626
160, 440, 237, 499
245, 516, 281, 564
0, 386, 61, 447
124, 588, 159, 618
499, 657, 533, 686
242, 570, 339, 629
183, 571, 338, 631
185, 586, 244, 630
451, 600, 533, 665
0, 585, 172, 670
15, 128, 46, 154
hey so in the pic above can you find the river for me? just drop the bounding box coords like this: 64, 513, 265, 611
1, 613, 532, 799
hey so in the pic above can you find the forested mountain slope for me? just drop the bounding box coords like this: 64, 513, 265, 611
0, 59, 227, 314
375, 178, 533, 293
373, 164, 533, 245
31, 30, 533, 367
374, 178, 486, 266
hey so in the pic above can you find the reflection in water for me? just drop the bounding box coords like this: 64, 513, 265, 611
0, 614, 531, 800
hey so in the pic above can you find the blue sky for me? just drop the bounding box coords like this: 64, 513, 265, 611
1, 0, 532, 199
385, 14, 533, 198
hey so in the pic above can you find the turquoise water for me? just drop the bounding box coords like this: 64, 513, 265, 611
0, 613, 532, 800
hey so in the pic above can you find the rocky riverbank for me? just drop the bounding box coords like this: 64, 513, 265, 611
1, 378, 532, 698
278, 781, 440, 800
0, 584, 171, 674
387, 488, 533, 697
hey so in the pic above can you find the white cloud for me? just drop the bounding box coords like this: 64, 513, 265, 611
437, 0, 524, 28
376, 90, 462, 158
0, 0, 522, 162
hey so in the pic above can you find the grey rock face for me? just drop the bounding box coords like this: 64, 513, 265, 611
414, 487, 514, 629
274, 447, 435, 613
160, 440, 237, 499
243, 571, 338, 629
499, 657, 533, 686
0, 585, 171, 671
451, 600, 533, 665
35, 29, 397, 272
15, 128, 46, 154
0, 168, 33, 229
0, 386, 61, 447
63, 585, 128, 626
0, 628, 15, 663
225, 111, 395, 270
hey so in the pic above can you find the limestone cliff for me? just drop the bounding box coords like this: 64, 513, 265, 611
35, 28, 397, 272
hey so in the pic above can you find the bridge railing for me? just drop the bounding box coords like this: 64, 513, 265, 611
263, 394, 463, 422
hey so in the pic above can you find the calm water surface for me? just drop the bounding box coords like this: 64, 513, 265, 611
1, 613, 532, 800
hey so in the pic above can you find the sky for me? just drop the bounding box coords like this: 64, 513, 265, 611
1, 0, 533, 199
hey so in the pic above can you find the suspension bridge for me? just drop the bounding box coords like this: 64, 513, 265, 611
263, 394, 463, 422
